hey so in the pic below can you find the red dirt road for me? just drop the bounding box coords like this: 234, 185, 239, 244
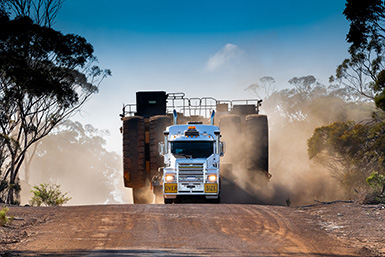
3, 204, 363, 256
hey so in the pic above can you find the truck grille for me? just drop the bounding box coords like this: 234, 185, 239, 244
178, 163, 204, 182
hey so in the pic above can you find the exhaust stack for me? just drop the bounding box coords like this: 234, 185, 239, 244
173, 109, 177, 125
210, 110, 215, 125
214, 130, 220, 154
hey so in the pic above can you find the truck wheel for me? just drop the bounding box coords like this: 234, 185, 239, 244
153, 186, 163, 204
122, 116, 146, 188
219, 114, 243, 164
132, 184, 153, 204
149, 115, 172, 178
245, 114, 269, 178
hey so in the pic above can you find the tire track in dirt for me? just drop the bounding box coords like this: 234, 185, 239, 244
8, 204, 359, 256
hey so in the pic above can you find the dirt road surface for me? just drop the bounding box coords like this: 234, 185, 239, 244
0, 203, 381, 256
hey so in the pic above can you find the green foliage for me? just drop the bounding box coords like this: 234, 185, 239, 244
0, 8, 110, 204
337, 0, 385, 111
365, 172, 385, 204
0, 206, 13, 226
373, 70, 385, 111
30, 183, 71, 206
308, 121, 385, 197
0, 13, 98, 107
28, 120, 120, 204
374, 90, 385, 111
344, 0, 384, 54
308, 121, 372, 161
366, 172, 385, 194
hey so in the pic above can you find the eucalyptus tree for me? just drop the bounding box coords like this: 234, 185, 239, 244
0, 10, 110, 203
333, 0, 385, 110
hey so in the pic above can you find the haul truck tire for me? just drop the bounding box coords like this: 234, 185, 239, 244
153, 186, 163, 204
122, 116, 148, 203
149, 115, 172, 177
245, 114, 269, 185
219, 115, 242, 203
132, 182, 153, 204
149, 115, 172, 203
219, 114, 243, 164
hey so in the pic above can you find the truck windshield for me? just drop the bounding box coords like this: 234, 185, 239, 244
171, 141, 214, 158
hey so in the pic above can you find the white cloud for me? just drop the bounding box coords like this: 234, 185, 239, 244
206, 43, 243, 71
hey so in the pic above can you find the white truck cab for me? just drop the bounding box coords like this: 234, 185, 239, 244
159, 121, 225, 203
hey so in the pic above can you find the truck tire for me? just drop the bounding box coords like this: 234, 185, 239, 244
132, 184, 153, 204
245, 114, 269, 174
122, 116, 146, 188
149, 115, 172, 178
219, 114, 243, 164
153, 186, 163, 204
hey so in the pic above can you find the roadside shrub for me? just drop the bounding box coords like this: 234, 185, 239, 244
30, 183, 71, 206
0, 206, 14, 226
308, 121, 385, 199
365, 172, 385, 204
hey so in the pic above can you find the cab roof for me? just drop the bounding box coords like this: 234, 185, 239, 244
166, 124, 219, 141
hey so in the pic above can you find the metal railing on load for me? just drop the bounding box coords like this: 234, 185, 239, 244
167, 93, 217, 118
120, 92, 262, 118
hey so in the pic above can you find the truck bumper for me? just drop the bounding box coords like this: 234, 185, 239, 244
164, 194, 219, 199
163, 183, 220, 201
164, 182, 219, 196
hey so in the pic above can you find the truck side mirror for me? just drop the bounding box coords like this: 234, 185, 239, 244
219, 142, 225, 156
158, 142, 165, 156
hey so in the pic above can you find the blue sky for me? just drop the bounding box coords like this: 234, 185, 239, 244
54, 0, 350, 153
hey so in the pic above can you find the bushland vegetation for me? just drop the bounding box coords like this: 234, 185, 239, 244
0, 0, 110, 204
252, 74, 375, 206
23, 120, 122, 205
247, 0, 385, 205
30, 183, 71, 206
307, 0, 385, 203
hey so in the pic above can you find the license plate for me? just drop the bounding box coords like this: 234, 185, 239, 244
164, 183, 177, 193
204, 183, 218, 193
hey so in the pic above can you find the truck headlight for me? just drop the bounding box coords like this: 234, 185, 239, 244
207, 174, 217, 182
165, 175, 175, 182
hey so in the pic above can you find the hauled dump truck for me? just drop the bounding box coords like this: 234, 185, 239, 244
120, 91, 270, 204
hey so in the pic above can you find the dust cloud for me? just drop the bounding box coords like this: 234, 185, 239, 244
19, 121, 131, 206
18, 89, 373, 207
219, 91, 374, 207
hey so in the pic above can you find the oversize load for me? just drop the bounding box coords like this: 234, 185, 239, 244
164, 183, 177, 193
